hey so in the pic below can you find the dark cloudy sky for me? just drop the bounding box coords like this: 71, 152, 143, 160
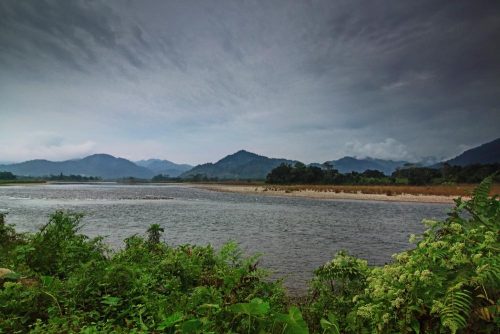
1, 0, 499, 164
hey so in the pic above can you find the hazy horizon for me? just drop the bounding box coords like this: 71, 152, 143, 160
1, 1, 499, 165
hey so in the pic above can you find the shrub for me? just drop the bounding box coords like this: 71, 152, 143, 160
23, 211, 106, 278
0, 216, 293, 333
306, 176, 499, 333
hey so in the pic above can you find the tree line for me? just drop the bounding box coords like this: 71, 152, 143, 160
266, 162, 500, 185
0, 172, 100, 182
46, 173, 101, 181
0, 172, 16, 180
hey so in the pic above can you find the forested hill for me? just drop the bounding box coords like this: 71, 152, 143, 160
0, 154, 155, 180
180, 150, 296, 180
444, 137, 500, 166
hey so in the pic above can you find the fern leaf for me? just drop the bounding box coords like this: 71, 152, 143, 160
440, 290, 472, 333
471, 176, 492, 208
475, 263, 500, 286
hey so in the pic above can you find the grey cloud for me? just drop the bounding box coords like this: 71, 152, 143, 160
0, 0, 145, 74
0, 0, 499, 163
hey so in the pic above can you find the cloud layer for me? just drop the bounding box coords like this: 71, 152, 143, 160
1, 0, 499, 164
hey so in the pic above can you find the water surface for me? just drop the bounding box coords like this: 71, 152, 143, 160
0, 183, 450, 292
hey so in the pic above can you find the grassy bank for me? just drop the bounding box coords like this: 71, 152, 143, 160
0, 178, 498, 333
260, 183, 500, 197
194, 183, 500, 203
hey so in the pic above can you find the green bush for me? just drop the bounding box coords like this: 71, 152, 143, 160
305, 251, 369, 332
0, 213, 295, 333
22, 211, 106, 278
305, 176, 499, 333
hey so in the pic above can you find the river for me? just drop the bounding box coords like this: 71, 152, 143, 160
0, 183, 450, 292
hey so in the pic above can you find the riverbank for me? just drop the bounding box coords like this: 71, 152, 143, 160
0, 180, 46, 186
192, 183, 492, 203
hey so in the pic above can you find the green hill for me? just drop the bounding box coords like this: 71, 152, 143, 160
0, 154, 155, 180
445, 137, 500, 166
181, 150, 296, 180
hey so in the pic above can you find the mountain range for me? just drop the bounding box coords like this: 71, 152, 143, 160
323, 157, 408, 175
135, 159, 192, 177
0, 154, 155, 180
0, 138, 498, 180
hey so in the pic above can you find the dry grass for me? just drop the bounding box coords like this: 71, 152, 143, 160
261, 184, 500, 197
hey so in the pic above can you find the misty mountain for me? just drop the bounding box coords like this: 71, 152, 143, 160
0, 154, 155, 179
135, 159, 192, 177
322, 157, 408, 175
443, 137, 500, 166
2, 137, 497, 181
181, 150, 296, 180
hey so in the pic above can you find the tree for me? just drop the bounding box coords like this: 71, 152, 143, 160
361, 169, 386, 178
322, 161, 334, 171
392, 167, 441, 185
0, 171, 16, 180
147, 224, 164, 244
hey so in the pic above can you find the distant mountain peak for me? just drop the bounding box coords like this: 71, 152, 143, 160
336, 156, 357, 161
135, 158, 193, 177
230, 150, 259, 157
181, 150, 296, 180
217, 150, 262, 164
83, 153, 117, 160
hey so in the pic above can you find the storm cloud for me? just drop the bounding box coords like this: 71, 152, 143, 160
1, 0, 499, 164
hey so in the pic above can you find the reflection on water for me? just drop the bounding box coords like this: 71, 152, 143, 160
0, 183, 449, 292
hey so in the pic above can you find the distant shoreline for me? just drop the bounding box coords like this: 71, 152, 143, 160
1, 181, 492, 204
0, 180, 46, 186
193, 184, 476, 204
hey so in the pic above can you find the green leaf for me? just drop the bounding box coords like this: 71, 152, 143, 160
101, 295, 121, 306
472, 176, 492, 206
229, 298, 270, 316
410, 319, 420, 334
179, 318, 202, 333
320, 318, 331, 328
40, 275, 54, 287
441, 290, 472, 333
157, 312, 183, 330
320, 312, 340, 334
277, 306, 309, 334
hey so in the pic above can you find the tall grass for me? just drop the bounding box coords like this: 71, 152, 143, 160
262, 183, 500, 197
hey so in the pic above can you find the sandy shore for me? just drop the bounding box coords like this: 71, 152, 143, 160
193, 184, 466, 204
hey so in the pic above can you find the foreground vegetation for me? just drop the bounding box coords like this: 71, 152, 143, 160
0, 178, 498, 333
